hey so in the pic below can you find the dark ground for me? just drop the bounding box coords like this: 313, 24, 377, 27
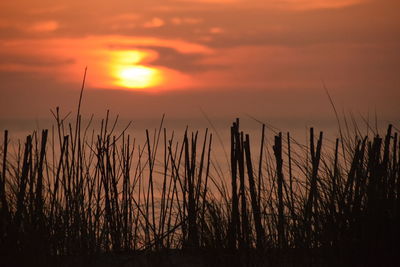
2, 247, 398, 267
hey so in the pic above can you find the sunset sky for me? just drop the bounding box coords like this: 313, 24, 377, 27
0, 0, 399, 123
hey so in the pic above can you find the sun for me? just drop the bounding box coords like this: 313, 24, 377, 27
115, 65, 161, 89
109, 50, 163, 89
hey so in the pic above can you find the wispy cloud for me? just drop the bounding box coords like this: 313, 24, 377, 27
170, 17, 203, 25
0, 35, 214, 90
28, 20, 59, 32
172, 0, 365, 10
143, 17, 165, 28
26, 5, 66, 15
209, 27, 223, 34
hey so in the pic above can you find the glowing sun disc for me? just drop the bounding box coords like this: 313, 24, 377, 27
114, 65, 161, 89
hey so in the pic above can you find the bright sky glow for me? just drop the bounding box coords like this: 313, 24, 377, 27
0, 0, 399, 119
113, 65, 162, 89
107, 50, 162, 89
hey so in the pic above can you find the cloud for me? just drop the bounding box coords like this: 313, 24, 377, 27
108, 13, 140, 25
209, 27, 223, 34
28, 20, 59, 32
191, 0, 400, 49
105, 37, 213, 54
274, 0, 364, 10
134, 45, 225, 73
171, 17, 203, 25
26, 5, 66, 15
107, 14, 140, 30
0, 35, 216, 91
0, 54, 74, 68
172, 0, 365, 10
143, 17, 165, 28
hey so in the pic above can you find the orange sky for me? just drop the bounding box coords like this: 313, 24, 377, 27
0, 0, 399, 121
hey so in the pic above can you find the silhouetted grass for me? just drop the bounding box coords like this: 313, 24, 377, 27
0, 108, 399, 266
